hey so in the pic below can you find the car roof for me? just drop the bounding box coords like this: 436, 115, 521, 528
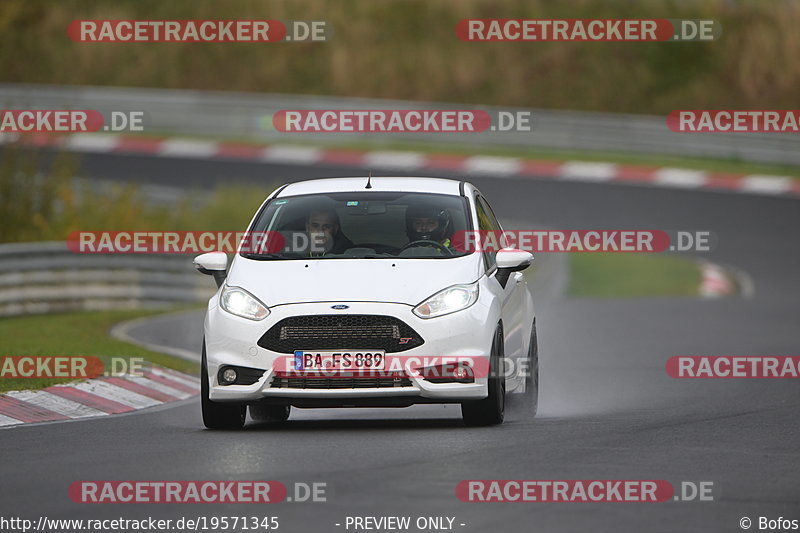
275, 177, 464, 198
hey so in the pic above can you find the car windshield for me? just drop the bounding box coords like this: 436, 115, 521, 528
242, 191, 471, 260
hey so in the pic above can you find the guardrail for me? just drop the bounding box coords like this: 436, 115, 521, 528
0, 242, 215, 317
1, 83, 798, 166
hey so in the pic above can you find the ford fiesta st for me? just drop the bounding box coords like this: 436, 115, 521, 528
195, 177, 538, 429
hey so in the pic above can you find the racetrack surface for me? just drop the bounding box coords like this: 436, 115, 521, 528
1, 152, 798, 532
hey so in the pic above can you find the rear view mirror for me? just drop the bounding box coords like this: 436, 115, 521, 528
194, 252, 228, 287
345, 201, 387, 215
496, 249, 533, 270
495, 249, 533, 288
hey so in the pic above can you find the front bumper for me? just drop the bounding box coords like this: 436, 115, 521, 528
204, 299, 495, 405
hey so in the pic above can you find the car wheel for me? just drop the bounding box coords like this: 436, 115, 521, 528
461, 326, 505, 427
525, 320, 539, 416
250, 404, 291, 423
201, 342, 246, 430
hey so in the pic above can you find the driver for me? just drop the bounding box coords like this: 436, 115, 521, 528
405, 205, 453, 249
306, 209, 354, 256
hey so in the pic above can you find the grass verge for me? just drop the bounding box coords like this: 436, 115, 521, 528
569, 253, 702, 298
0, 308, 200, 393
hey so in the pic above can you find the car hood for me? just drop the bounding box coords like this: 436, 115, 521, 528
226, 255, 484, 307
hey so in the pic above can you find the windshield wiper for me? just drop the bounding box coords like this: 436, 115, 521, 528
240, 253, 292, 260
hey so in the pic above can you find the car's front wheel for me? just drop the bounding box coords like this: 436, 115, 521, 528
461, 326, 505, 426
201, 343, 246, 430
524, 320, 539, 416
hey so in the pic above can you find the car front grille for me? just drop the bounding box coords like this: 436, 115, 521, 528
270, 374, 413, 389
257, 315, 424, 353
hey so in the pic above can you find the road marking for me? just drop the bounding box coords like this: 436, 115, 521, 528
0, 365, 199, 429
654, 168, 708, 188
142, 372, 198, 395
46, 385, 135, 414
159, 138, 218, 158
123, 375, 192, 400
464, 156, 523, 176
147, 367, 200, 389
0, 395, 69, 423
6, 390, 107, 419
65, 133, 120, 152
560, 161, 617, 181
363, 151, 425, 170
104, 377, 178, 402
73, 380, 162, 409
741, 175, 793, 195
262, 144, 322, 163
10, 132, 799, 198
0, 413, 24, 427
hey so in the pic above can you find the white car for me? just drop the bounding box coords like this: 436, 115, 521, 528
195, 177, 538, 429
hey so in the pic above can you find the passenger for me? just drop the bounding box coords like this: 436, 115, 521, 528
306, 209, 354, 256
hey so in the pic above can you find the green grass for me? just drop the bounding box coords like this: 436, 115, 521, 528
568, 253, 702, 298
0, 309, 200, 393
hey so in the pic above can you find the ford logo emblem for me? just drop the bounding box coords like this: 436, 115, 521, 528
331, 304, 349, 310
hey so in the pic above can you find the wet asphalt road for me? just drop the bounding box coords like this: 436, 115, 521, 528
0, 151, 798, 533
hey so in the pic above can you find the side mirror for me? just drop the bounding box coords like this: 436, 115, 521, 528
495, 249, 533, 288
194, 252, 228, 288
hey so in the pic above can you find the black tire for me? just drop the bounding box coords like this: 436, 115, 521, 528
461, 326, 505, 426
201, 343, 246, 430
250, 404, 291, 423
524, 320, 539, 416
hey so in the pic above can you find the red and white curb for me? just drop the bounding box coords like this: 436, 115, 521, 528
4, 132, 799, 199
698, 261, 735, 298
0, 366, 199, 428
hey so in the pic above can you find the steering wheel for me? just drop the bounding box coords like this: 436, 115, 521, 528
399, 240, 453, 256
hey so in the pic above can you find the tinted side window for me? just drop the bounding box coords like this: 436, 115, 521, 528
475, 196, 498, 270
480, 196, 503, 233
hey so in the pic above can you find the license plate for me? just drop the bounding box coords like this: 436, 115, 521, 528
293, 350, 386, 371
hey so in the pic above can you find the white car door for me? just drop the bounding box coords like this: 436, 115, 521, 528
475, 195, 527, 370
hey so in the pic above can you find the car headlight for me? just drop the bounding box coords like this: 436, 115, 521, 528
220, 285, 270, 320
413, 282, 479, 319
